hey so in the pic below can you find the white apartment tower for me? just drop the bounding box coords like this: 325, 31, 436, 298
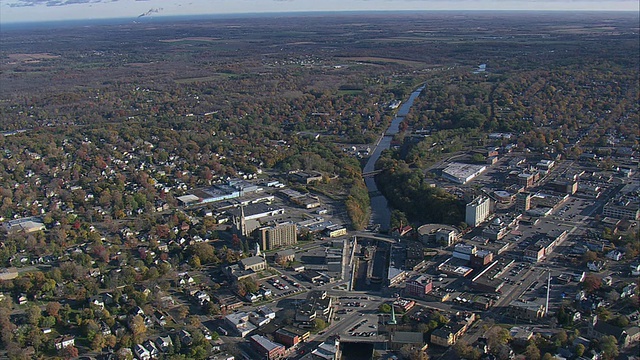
465, 196, 491, 227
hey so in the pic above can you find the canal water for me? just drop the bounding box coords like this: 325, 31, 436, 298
363, 85, 426, 232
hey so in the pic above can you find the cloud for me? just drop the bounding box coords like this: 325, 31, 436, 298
7, 0, 115, 7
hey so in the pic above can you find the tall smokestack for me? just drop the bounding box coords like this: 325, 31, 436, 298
545, 271, 551, 316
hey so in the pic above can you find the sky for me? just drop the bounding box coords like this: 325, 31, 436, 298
1, 0, 638, 24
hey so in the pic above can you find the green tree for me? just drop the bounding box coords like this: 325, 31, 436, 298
379, 303, 391, 313
313, 318, 327, 332
599, 335, 619, 360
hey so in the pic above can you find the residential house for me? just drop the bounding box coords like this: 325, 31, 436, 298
179, 330, 193, 346
54, 336, 75, 350
606, 250, 624, 261
134, 344, 151, 360
155, 335, 173, 353
587, 261, 605, 272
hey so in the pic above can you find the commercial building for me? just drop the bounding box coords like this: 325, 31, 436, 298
389, 332, 428, 351
274, 328, 301, 347
515, 192, 532, 213
465, 196, 491, 227
225, 312, 257, 337
602, 183, 640, 220
506, 301, 545, 322
453, 243, 477, 261
295, 291, 333, 325
436, 228, 459, 246
259, 222, 297, 250
442, 162, 487, 184
404, 275, 433, 299
250, 334, 285, 360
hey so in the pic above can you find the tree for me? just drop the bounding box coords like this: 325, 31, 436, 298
46, 301, 61, 319
574, 343, 585, 357
486, 326, 511, 350
379, 303, 391, 313
313, 318, 327, 332
524, 343, 540, 360
599, 335, 619, 360
583, 274, 602, 293
61, 346, 79, 360
26, 305, 42, 326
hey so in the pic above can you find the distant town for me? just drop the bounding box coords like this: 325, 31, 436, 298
0, 11, 638, 360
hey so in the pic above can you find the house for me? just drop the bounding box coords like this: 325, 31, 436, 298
143, 340, 160, 358
606, 250, 624, 261
54, 336, 75, 350
621, 283, 637, 298
155, 335, 173, 353
134, 344, 151, 360
587, 315, 640, 348
587, 261, 605, 272
631, 264, 640, 276
179, 329, 193, 346
17, 294, 27, 305
153, 311, 168, 327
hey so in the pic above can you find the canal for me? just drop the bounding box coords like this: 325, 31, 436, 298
363, 85, 426, 231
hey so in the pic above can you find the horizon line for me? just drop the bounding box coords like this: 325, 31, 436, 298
2, 9, 639, 26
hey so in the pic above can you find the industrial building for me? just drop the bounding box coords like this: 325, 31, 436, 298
442, 162, 487, 184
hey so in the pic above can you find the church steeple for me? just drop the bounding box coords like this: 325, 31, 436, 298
388, 304, 397, 325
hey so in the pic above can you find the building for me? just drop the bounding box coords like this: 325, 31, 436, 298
430, 323, 466, 347
442, 162, 487, 184
515, 192, 532, 213
470, 250, 494, 269
506, 300, 545, 321
404, 275, 433, 299
3, 216, 46, 234
274, 328, 301, 347
225, 312, 258, 337
453, 243, 477, 261
290, 171, 323, 184
259, 222, 297, 250
250, 334, 285, 360
390, 332, 428, 351
54, 336, 75, 350
295, 291, 333, 325
435, 228, 459, 246
465, 196, 491, 227
240, 256, 267, 272
324, 224, 347, 238
274, 249, 296, 264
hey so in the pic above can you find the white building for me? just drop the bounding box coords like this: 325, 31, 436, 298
465, 196, 491, 227
442, 163, 487, 184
